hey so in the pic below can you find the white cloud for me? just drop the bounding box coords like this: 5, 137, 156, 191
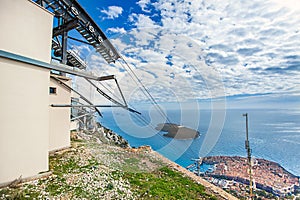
76, 0, 300, 107
270, 0, 300, 12
128, 13, 160, 29
137, 0, 151, 12
107, 27, 127, 34
100, 6, 123, 19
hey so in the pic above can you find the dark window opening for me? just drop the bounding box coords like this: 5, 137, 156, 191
49, 87, 57, 94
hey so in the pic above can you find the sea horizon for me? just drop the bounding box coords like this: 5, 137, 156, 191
99, 108, 300, 177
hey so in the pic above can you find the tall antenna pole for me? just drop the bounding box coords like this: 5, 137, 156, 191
191, 157, 203, 176
243, 113, 253, 199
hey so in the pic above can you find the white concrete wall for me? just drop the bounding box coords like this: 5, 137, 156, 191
0, 0, 53, 62
0, 59, 50, 184
0, 0, 53, 184
49, 76, 71, 152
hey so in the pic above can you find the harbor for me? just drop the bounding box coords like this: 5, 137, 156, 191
191, 156, 300, 198
1, 0, 300, 199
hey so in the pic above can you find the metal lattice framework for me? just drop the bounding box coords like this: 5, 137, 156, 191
30, 0, 140, 121
35, 0, 120, 66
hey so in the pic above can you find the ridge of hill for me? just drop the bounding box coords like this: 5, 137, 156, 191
0, 128, 236, 200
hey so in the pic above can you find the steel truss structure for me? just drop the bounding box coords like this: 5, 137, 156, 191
30, 0, 139, 124
35, 0, 120, 66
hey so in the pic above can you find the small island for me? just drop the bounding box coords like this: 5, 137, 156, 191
156, 123, 200, 139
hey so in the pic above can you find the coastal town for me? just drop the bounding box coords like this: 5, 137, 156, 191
1, 0, 300, 199
197, 156, 300, 198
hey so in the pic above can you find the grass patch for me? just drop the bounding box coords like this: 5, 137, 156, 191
0, 134, 219, 199
0, 184, 42, 199
124, 166, 216, 199
52, 157, 80, 175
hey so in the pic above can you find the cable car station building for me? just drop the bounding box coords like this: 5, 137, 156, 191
0, 0, 127, 186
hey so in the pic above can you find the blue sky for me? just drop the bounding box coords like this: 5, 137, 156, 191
74, 0, 300, 109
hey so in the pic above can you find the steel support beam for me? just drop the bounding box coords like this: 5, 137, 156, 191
68, 36, 91, 45
84, 78, 140, 114
85, 78, 125, 107
0, 50, 140, 115
97, 75, 115, 81
61, 22, 68, 65
51, 104, 123, 108
50, 76, 102, 117
0, 50, 100, 81
51, 104, 141, 114
53, 19, 78, 37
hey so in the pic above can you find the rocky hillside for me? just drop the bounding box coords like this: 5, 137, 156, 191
0, 128, 234, 199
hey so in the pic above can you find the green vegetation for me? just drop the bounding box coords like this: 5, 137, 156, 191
0, 135, 215, 199
123, 166, 216, 199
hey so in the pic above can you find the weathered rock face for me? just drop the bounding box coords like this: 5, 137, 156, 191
81, 123, 130, 148
156, 123, 200, 139
104, 130, 130, 148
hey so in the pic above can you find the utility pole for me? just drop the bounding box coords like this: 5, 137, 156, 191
243, 113, 253, 199
191, 157, 203, 176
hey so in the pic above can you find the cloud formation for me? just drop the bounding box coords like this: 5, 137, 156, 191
100, 6, 123, 19
78, 0, 300, 108
107, 27, 127, 34
136, 0, 151, 12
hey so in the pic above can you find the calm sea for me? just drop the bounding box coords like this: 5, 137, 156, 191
99, 109, 300, 176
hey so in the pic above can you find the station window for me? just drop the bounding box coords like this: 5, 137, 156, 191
49, 87, 57, 94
